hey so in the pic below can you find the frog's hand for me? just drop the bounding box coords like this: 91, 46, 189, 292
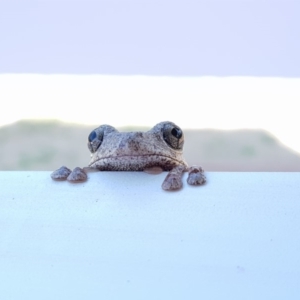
67, 167, 88, 183
51, 166, 72, 181
161, 165, 185, 191
187, 166, 206, 186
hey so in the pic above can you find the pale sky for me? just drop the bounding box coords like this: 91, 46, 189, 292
0, 0, 299, 76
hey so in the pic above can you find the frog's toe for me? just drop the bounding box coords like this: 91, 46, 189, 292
67, 167, 88, 183
162, 165, 185, 191
51, 166, 72, 181
162, 175, 183, 191
187, 166, 206, 186
187, 173, 206, 185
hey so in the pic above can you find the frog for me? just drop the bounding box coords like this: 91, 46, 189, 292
51, 121, 206, 191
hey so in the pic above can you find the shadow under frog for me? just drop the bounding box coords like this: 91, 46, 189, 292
51, 121, 206, 191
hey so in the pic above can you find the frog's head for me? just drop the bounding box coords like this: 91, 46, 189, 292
87, 121, 188, 171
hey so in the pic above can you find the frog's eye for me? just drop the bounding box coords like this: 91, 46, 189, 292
163, 123, 184, 150
87, 127, 104, 153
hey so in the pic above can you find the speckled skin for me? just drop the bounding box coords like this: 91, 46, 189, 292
51, 121, 206, 191
88, 122, 188, 171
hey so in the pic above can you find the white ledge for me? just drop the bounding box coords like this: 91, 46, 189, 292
1, 171, 300, 299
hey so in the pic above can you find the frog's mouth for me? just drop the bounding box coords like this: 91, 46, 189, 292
88, 154, 188, 172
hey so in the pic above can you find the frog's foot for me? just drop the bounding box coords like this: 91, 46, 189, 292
162, 165, 185, 191
51, 166, 72, 181
67, 167, 88, 183
187, 166, 206, 186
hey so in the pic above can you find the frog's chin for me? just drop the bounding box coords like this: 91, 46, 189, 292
88, 154, 187, 171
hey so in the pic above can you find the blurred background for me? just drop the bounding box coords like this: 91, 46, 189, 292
0, 0, 300, 171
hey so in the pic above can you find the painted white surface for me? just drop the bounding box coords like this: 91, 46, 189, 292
0, 171, 300, 299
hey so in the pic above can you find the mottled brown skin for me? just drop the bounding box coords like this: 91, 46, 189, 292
88, 122, 187, 171
51, 121, 206, 191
